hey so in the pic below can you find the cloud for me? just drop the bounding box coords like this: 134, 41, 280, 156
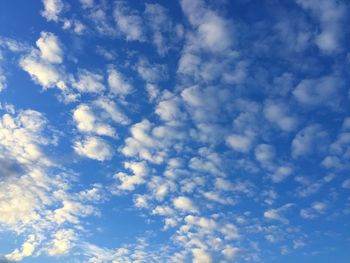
5, 235, 39, 261
292, 124, 328, 158
41, 0, 64, 22
74, 136, 113, 161
46, 229, 77, 256
72, 98, 129, 138
36, 32, 63, 64
296, 0, 346, 53
226, 133, 254, 153
293, 75, 343, 106
180, 0, 233, 53
342, 179, 350, 189
113, 161, 149, 191
192, 248, 212, 263
255, 144, 275, 166
20, 53, 62, 88
72, 69, 105, 93
263, 101, 298, 131
300, 201, 327, 219
114, 2, 145, 42
107, 66, 133, 96
264, 203, 294, 223
73, 104, 116, 137
173, 196, 198, 213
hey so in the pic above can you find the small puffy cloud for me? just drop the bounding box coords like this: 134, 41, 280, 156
270, 165, 293, 183
292, 124, 328, 158
74, 136, 113, 161
73, 98, 128, 139
300, 201, 327, 219
121, 120, 169, 164
293, 75, 343, 106
181, 0, 233, 53
222, 246, 239, 260
20, 53, 61, 88
5, 235, 39, 261
255, 144, 275, 165
73, 104, 116, 137
0, 74, 6, 92
173, 196, 198, 213
192, 248, 212, 263
264, 203, 294, 223
114, 2, 145, 42
155, 96, 185, 122
107, 66, 133, 96
46, 229, 76, 256
136, 58, 167, 83
114, 161, 149, 191
263, 101, 298, 131
342, 179, 350, 189
41, 0, 64, 22
36, 32, 63, 64
72, 69, 105, 93
296, 0, 346, 53
226, 133, 253, 153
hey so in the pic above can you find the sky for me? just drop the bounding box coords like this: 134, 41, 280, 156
0, 0, 350, 262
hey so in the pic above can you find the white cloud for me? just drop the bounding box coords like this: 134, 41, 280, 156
72, 69, 105, 93
0, 74, 6, 92
73, 104, 116, 137
114, 161, 149, 191
292, 124, 328, 158
180, 0, 233, 53
173, 196, 198, 213
296, 0, 346, 53
255, 144, 275, 165
20, 53, 61, 88
36, 32, 63, 64
222, 246, 239, 260
226, 133, 253, 153
155, 96, 185, 122
107, 66, 133, 96
5, 234, 40, 261
192, 248, 212, 263
121, 120, 169, 164
270, 165, 293, 183
41, 0, 64, 22
74, 136, 113, 161
136, 58, 167, 83
263, 101, 298, 131
300, 201, 327, 219
342, 179, 350, 189
114, 2, 145, 42
293, 75, 343, 106
264, 203, 294, 223
46, 229, 76, 256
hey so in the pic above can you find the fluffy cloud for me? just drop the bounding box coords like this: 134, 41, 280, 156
114, 2, 145, 42
292, 124, 328, 158
36, 32, 63, 63
114, 161, 149, 191
226, 133, 254, 153
46, 229, 77, 256
72, 69, 105, 93
173, 196, 198, 213
41, 0, 64, 22
107, 66, 133, 96
74, 136, 113, 161
180, 0, 233, 53
293, 75, 343, 106
296, 0, 346, 53
263, 101, 298, 131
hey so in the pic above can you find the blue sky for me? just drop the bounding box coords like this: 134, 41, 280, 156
0, 0, 350, 262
